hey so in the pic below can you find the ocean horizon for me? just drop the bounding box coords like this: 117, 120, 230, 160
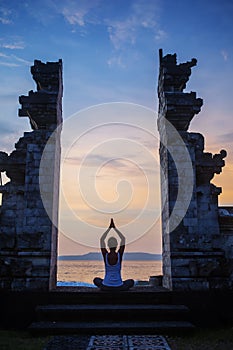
58, 252, 162, 261
57, 259, 162, 286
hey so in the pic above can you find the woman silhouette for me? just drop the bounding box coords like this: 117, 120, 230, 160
93, 218, 134, 291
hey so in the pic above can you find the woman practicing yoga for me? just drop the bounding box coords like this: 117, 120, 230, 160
93, 218, 134, 291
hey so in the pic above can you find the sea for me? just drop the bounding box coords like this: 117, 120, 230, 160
57, 260, 162, 288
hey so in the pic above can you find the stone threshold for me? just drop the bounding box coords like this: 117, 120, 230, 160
53, 286, 169, 293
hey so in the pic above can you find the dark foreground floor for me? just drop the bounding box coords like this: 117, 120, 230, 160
44, 334, 171, 350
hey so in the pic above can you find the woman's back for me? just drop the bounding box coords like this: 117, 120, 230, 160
103, 252, 123, 287
106, 251, 121, 265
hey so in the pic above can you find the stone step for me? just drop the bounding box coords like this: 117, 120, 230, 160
36, 304, 189, 322
29, 320, 195, 335
46, 290, 172, 305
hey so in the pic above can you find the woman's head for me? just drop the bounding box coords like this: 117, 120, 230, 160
108, 236, 118, 250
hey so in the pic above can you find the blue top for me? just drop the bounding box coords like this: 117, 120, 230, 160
103, 252, 123, 287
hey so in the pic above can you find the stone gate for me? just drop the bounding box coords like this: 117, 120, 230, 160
0, 59, 62, 291
158, 49, 233, 290
0, 52, 233, 292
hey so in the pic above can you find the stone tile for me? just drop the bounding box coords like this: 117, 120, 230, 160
44, 335, 90, 350
87, 335, 127, 350
128, 335, 171, 350
86, 335, 171, 350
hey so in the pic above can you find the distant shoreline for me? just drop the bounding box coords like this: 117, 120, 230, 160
58, 252, 162, 261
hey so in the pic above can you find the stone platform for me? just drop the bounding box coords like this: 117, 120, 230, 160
1, 288, 233, 331
29, 287, 194, 336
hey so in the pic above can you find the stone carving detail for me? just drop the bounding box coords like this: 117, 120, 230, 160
158, 49, 203, 131
19, 59, 62, 130
158, 49, 197, 93
0, 147, 26, 184
196, 149, 227, 185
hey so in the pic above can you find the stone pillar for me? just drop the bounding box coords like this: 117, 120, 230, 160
0, 60, 62, 291
157, 50, 230, 290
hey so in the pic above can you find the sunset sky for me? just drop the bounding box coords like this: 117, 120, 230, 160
0, 0, 233, 255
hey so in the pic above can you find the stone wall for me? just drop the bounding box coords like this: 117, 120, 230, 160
157, 49, 233, 290
0, 60, 62, 291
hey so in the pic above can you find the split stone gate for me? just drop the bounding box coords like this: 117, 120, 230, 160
0, 60, 62, 291
0, 51, 233, 291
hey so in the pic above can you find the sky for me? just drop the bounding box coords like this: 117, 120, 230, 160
0, 0, 233, 256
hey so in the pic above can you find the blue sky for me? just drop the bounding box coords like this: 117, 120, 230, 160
0, 0, 233, 255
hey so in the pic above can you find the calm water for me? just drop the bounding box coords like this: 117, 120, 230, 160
57, 260, 162, 286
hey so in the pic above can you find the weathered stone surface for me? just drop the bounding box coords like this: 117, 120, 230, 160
158, 50, 233, 290
19, 59, 63, 130
0, 258, 11, 277
25, 278, 50, 290
0, 59, 62, 291
17, 232, 46, 249
172, 278, 210, 291
158, 49, 197, 92
158, 50, 203, 132
0, 233, 16, 249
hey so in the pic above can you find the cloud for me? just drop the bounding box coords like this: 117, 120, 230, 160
106, 0, 164, 50
65, 153, 132, 168
0, 51, 31, 68
221, 50, 228, 62
0, 16, 12, 24
0, 124, 15, 136
107, 55, 126, 68
52, 0, 166, 52
19, 0, 100, 27
0, 61, 19, 67
62, 6, 88, 26
0, 7, 12, 24
217, 132, 233, 144
104, 0, 166, 68
107, 18, 137, 50
11, 54, 31, 65
0, 36, 25, 50
155, 29, 167, 41
0, 128, 24, 153
55, 0, 101, 27
1, 42, 25, 49
64, 149, 158, 180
